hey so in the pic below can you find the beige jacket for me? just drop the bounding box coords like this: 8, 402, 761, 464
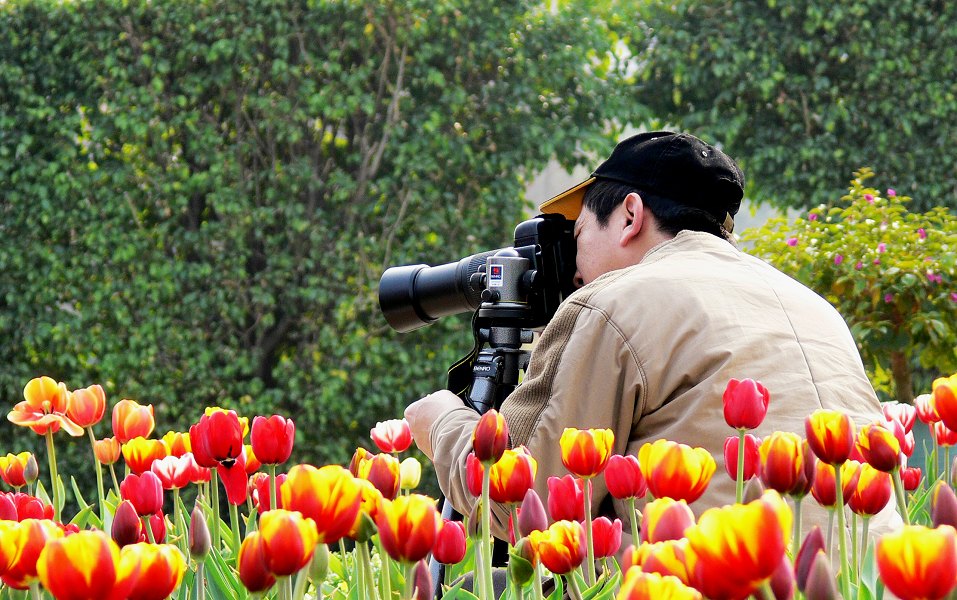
430, 230, 899, 544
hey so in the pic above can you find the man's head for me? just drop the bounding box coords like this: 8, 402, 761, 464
539, 131, 745, 235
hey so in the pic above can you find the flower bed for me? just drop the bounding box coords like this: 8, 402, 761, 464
2, 373, 957, 599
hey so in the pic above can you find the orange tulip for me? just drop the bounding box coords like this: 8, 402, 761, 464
528, 520, 586, 575
66, 384, 106, 429
618, 568, 702, 600
877, 525, 957, 600
638, 439, 716, 503
36, 530, 139, 600
632, 538, 693, 585
94, 437, 122, 465
2, 518, 64, 589
848, 463, 892, 517
258, 509, 319, 576
370, 418, 413, 454
758, 432, 815, 497
238, 532, 277, 593
282, 464, 362, 544
685, 491, 791, 600
722, 378, 770, 430
8, 376, 83, 436
933, 375, 957, 432
376, 494, 441, 564
112, 399, 155, 444
489, 446, 538, 505
805, 409, 855, 465
640, 497, 696, 543
122, 436, 169, 474
560, 428, 614, 478
857, 423, 901, 472
161, 431, 191, 457
121, 543, 186, 600
0, 452, 38, 489
472, 409, 509, 464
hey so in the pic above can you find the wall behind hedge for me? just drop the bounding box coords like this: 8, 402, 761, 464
0, 0, 630, 481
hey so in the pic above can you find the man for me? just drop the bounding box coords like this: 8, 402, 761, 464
406, 131, 896, 543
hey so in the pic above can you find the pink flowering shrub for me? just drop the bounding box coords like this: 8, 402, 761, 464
742, 169, 956, 403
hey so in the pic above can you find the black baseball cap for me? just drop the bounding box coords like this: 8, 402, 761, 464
538, 131, 745, 232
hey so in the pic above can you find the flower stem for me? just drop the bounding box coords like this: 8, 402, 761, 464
174, 488, 187, 557
736, 429, 746, 504
860, 516, 870, 580
850, 512, 859, 585
195, 560, 206, 600
532, 564, 544, 600
480, 468, 494, 600
268, 463, 278, 511
791, 495, 803, 560
566, 573, 584, 600
45, 430, 61, 522
210, 469, 221, 550
380, 549, 393, 600
892, 467, 911, 525
628, 497, 640, 545
87, 427, 106, 521
404, 563, 416, 600
833, 464, 850, 600
582, 478, 596, 586
143, 515, 157, 543
109, 463, 121, 497
229, 501, 241, 554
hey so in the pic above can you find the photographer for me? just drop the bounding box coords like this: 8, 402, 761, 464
405, 131, 898, 544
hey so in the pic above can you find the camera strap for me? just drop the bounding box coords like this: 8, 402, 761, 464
446, 312, 483, 403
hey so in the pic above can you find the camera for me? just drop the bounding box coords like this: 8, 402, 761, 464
378, 213, 578, 333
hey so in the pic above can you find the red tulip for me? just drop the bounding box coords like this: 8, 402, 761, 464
901, 466, 922, 491
640, 497, 695, 543
217, 453, 250, 506
528, 520, 586, 575
560, 428, 614, 478
604, 454, 648, 500
465, 453, 484, 497
370, 418, 413, 454
722, 378, 770, 430
723, 433, 760, 481
591, 516, 622, 558
639, 439, 715, 503
805, 409, 855, 465
190, 410, 244, 467
66, 384, 107, 429
433, 519, 467, 565
120, 471, 164, 516
111, 399, 155, 444
546, 474, 584, 522
252, 472, 287, 513
238, 532, 276, 593
472, 410, 508, 464
0, 493, 16, 520
112, 500, 144, 547
847, 463, 892, 517
857, 423, 901, 472
877, 525, 957, 600
376, 494, 441, 564
251, 415, 295, 465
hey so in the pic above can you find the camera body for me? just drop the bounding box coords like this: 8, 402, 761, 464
378, 213, 577, 333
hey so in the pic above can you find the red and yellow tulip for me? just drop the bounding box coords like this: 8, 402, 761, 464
685, 491, 791, 600
251, 414, 296, 465
640, 497, 695, 544
2, 518, 64, 589
758, 432, 815, 497
528, 520, 586, 575
848, 463, 893, 517
66, 384, 106, 429
122, 436, 169, 474
237, 532, 277, 593
36, 530, 140, 600
8, 376, 82, 436
811, 461, 860, 508
932, 374, 957, 431
618, 568, 702, 600
161, 431, 191, 457
282, 464, 362, 544
258, 509, 319, 576
857, 423, 902, 472
722, 378, 770, 431
0, 521, 23, 577
489, 446, 538, 505
805, 409, 855, 465
638, 439, 716, 503
0, 452, 37, 489
122, 543, 186, 600
375, 494, 441, 564
472, 409, 509, 465
877, 525, 957, 600
111, 399, 155, 444
632, 538, 693, 585
560, 428, 614, 478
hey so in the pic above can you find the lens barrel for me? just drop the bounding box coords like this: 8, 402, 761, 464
378, 250, 499, 333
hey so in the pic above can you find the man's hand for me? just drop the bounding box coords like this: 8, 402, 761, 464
404, 390, 466, 460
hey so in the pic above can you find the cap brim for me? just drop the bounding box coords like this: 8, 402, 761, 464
537, 177, 595, 220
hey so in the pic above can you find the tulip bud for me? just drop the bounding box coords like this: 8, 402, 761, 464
23, 454, 39, 485
433, 520, 467, 565
770, 554, 795, 600
472, 410, 508, 464
932, 481, 957, 529
467, 501, 482, 539
743, 474, 766, 503
804, 551, 838, 600
518, 489, 548, 537
400, 457, 422, 490
189, 506, 211, 558
508, 538, 538, 587
412, 559, 432, 600
794, 527, 826, 592
112, 500, 143, 547
310, 542, 330, 585
902, 465, 922, 491
724, 433, 760, 481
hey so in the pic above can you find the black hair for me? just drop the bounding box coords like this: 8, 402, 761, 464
581, 179, 732, 241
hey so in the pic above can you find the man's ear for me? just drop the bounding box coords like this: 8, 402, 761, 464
619, 192, 644, 246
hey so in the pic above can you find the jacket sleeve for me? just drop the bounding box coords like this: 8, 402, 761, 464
429, 294, 644, 539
